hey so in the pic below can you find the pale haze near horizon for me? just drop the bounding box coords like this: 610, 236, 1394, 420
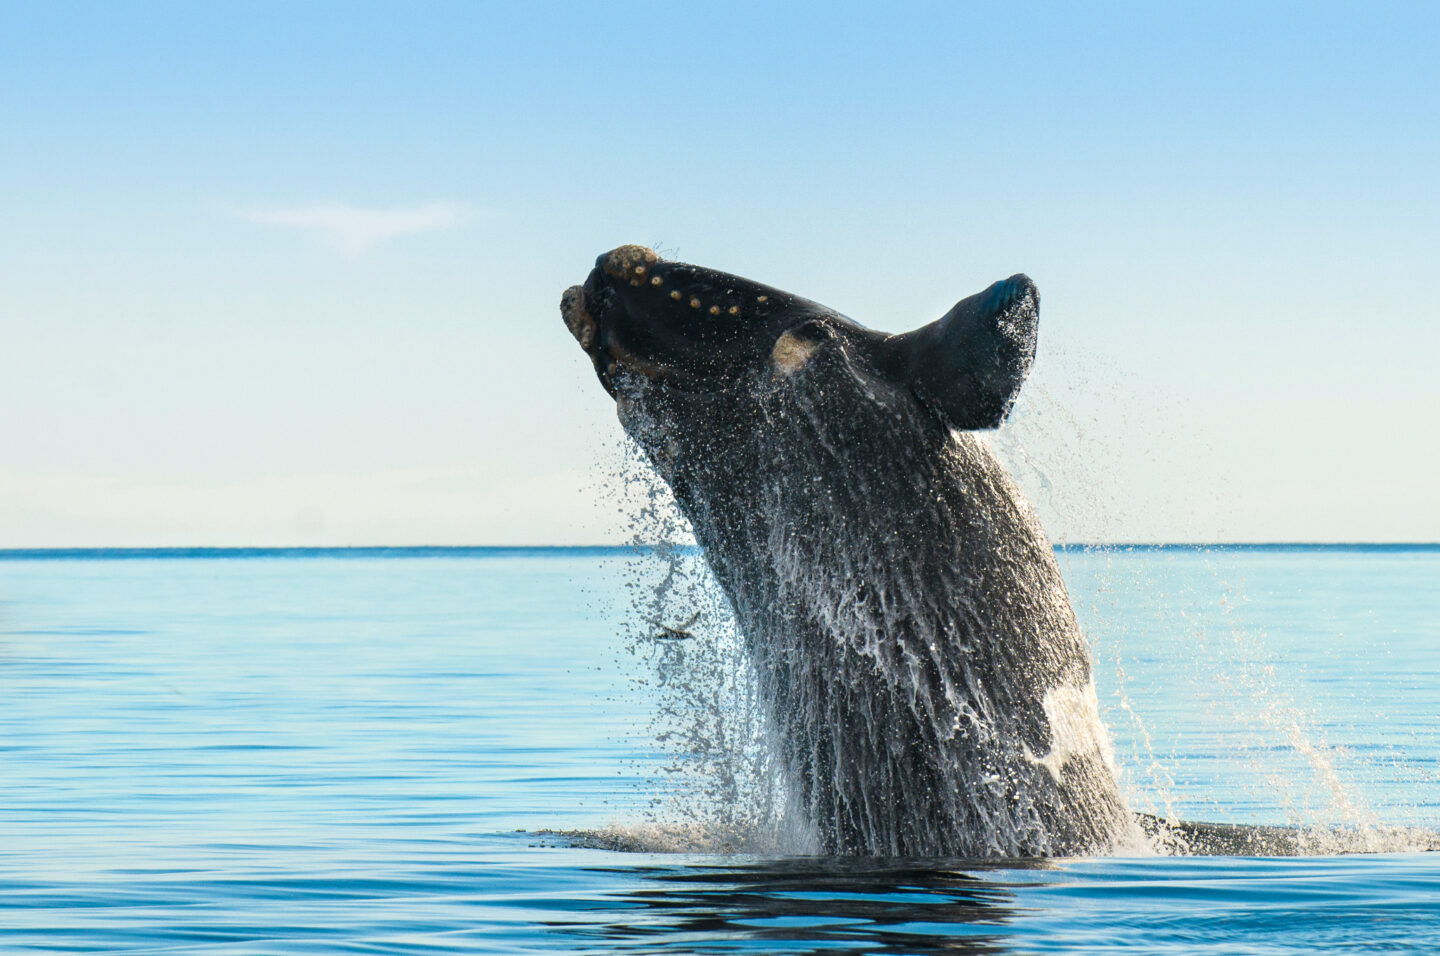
1, 1, 1435, 547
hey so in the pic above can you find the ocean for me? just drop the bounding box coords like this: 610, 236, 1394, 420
1, 545, 1437, 953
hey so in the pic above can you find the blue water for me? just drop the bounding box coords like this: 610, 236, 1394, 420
2, 547, 1437, 953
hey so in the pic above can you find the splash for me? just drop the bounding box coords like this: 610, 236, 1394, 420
597, 436, 811, 854
992, 347, 1438, 856
992, 372, 1184, 829
576, 423, 1440, 858
563, 244, 1428, 856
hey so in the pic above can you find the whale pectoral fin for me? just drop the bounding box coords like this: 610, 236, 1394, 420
883, 275, 1039, 431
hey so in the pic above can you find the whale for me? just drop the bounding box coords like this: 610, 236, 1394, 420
561, 245, 1139, 857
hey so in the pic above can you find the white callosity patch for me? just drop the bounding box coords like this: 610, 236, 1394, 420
1024, 680, 1116, 783
771, 331, 819, 375
602, 244, 660, 283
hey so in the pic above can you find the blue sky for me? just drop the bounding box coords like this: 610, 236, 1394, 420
0, 1, 1435, 544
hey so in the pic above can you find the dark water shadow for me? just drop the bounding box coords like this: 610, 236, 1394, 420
542, 856, 1053, 954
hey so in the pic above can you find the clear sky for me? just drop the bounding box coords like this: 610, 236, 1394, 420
1, 0, 1436, 545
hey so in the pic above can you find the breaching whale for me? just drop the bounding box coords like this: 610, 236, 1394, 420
561, 245, 1139, 857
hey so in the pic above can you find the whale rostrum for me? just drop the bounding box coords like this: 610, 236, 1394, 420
562, 245, 1139, 857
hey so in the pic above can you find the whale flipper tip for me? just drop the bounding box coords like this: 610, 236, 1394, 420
886, 275, 1039, 431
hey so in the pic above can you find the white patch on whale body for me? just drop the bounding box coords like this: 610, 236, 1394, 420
1023, 680, 1114, 783
771, 331, 818, 374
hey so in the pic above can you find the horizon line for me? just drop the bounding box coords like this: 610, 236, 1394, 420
0, 542, 1437, 561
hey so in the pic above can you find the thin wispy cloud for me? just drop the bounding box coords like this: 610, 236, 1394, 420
236, 201, 466, 252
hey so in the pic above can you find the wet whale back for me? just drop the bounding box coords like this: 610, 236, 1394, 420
652, 340, 1133, 855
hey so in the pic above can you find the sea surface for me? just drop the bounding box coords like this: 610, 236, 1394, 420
1, 545, 1437, 953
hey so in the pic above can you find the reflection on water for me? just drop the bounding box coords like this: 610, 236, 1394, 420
549, 857, 1044, 955
545, 853, 1440, 955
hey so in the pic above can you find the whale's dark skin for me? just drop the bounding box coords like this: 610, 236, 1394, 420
561, 245, 1138, 857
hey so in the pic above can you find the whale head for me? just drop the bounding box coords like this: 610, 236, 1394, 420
561, 244, 1039, 436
